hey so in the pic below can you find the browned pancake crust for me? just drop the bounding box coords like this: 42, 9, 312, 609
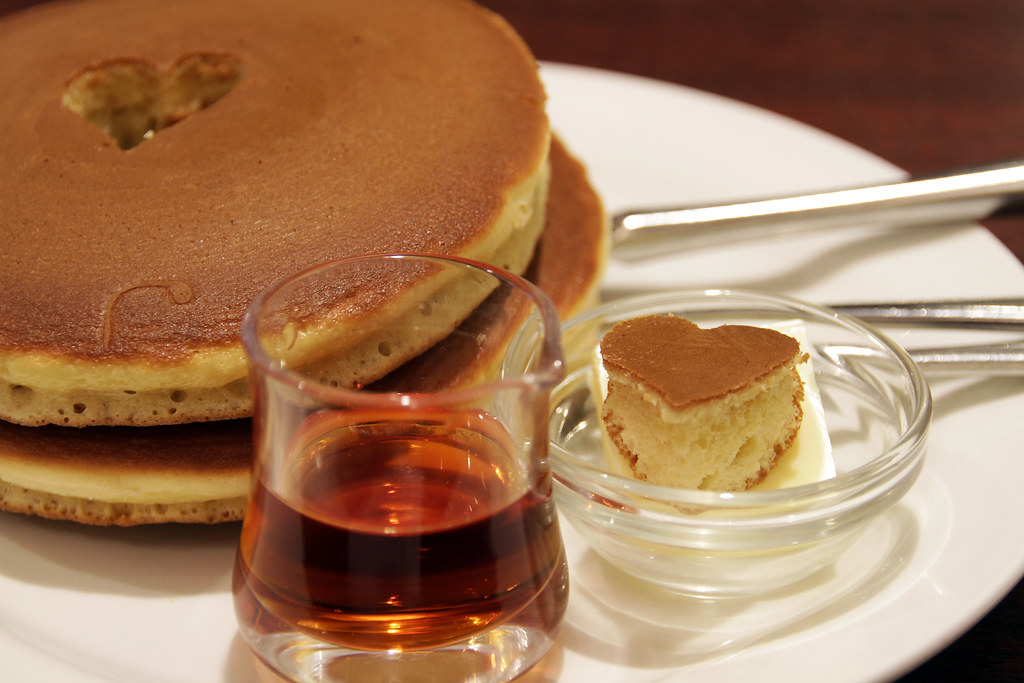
373, 137, 606, 392
0, 418, 250, 524
0, 482, 246, 526
526, 137, 607, 318
0, 138, 606, 525
0, 0, 547, 361
0, 0, 551, 429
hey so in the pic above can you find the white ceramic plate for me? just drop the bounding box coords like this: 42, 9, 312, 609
3, 63, 1024, 683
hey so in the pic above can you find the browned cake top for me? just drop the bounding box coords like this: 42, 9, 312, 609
527, 138, 606, 316
372, 137, 606, 392
0, 418, 250, 475
0, 0, 548, 361
1, 141, 601, 475
601, 315, 801, 409
0, 136, 605, 524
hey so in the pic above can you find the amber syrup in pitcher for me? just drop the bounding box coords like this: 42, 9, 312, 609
233, 408, 566, 651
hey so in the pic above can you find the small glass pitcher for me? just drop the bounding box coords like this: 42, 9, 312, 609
233, 253, 568, 683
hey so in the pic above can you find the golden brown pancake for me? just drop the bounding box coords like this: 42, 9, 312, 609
0, 138, 606, 525
373, 137, 606, 392
0, 419, 250, 525
0, 0, 550, 428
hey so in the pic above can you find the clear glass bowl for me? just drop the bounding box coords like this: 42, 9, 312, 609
549, 289, 932, 598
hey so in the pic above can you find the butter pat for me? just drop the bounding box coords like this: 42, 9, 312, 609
751, 319, 834, 489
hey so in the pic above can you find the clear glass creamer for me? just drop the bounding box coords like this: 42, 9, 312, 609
233, 254, 568, 683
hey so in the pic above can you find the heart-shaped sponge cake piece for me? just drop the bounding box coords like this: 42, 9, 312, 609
599, 314, 806, 491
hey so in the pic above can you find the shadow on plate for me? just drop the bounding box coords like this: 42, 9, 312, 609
558, 502, 922, 672
603, 222, 970, 298
0, 512, 239, 597
929, 375, 1024, 421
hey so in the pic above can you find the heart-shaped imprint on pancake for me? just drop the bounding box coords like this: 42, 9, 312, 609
61, 53, 243, 149
600, 315, 800, 408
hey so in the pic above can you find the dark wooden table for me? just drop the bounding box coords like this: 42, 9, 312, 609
478, 1, 1024, 682
1, 0, 1020, 681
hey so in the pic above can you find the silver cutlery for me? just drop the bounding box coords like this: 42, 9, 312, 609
611, 158, 1024, 260
829, 299, 1024, 374
831, 299, 1024, 330
607, 152, 1024, 372
906, 340, 1024, 375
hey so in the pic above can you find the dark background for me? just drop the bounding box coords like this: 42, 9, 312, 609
482, 0, 1024, 263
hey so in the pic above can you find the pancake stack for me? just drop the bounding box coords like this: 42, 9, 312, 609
0, 0, 605, 524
